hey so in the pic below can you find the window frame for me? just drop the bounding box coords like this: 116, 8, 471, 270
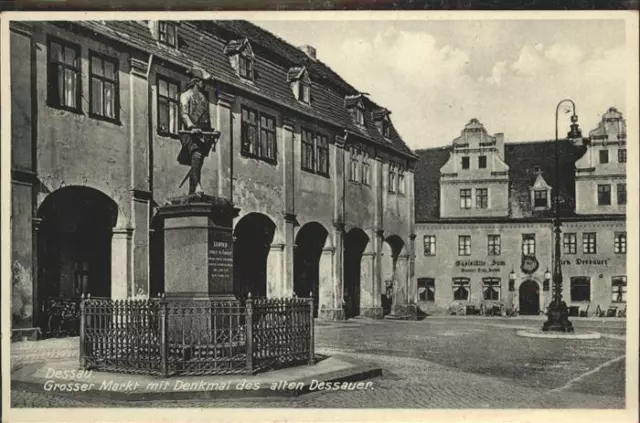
618, 148, 627, 163
349, 148, 360, 182
617, 183, 626, 205
47, 37, 82, 113
298, 81, 311, 104
563, 233, 577, 255
611, 276, 627, 303
599, 149, 609, 164
301, 127, 329, 177
460, 188, 472, 209
240, 105, 277, 164
476, 188, 488, 209
614, 232, 626, 254
88, 50, 120, 123
458, 235, 471, 256
423, 235, 436, 256
452, 277, 470, 301
361, 152, 371, 186
522, 233, 536, 256
418, 278, 435, 302
478, 155, 487, 169
583, 232, 597, 254
482, 277, 501, 301
156, 75, 180, 137
570, 276, 591, 302
388, 163, 397, 193
158, 21, 177, 48
398, 167, 406, 195
238, 54, 254, 81
461, 156, 470, 170
487, 234, 501, 256
597, 184, 611, 206
533, 189, 548, 208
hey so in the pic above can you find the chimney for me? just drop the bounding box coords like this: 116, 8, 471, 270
298, 45, 317, 60
494, 133, 505, 157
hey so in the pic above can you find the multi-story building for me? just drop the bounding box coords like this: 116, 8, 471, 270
10, 20, 418, 333
414, 109, 627, 315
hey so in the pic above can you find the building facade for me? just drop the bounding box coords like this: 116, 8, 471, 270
10, 20, 418, 332
414, 109, 627, 315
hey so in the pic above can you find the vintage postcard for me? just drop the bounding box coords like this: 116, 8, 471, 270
2, 10, 638, 423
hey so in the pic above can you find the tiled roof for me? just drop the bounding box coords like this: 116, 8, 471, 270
414, 140, 588, 221
70, 20, 415, 160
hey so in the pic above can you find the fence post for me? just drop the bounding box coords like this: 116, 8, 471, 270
79, 293, 86, 369
308, 291, 314, 365
245, 292, 254, 374
159, 295, 168, 377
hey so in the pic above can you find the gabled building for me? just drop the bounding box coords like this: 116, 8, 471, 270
414, 109, 626, 315
10, 19, 418, 334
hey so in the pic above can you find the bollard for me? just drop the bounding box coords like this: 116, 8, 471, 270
245, 292, 254, 374
308, 291, 314, 365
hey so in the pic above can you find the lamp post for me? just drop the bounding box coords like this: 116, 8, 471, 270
542, 99, 581, 332
509, 269, 516, 313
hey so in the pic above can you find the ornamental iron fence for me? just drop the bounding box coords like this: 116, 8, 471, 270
79, 294, 314, 376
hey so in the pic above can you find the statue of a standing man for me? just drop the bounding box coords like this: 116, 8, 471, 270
177, 68, 219, 197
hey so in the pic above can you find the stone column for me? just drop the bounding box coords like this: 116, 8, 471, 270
390, 254, 416, 319
408, 233, 418, 305
267, 243, 285, 298
282, 213, 296, 299
319, 222, 345, 320
359, 251, 382, 319
111, 228, 133, 299
216, 91, 235, 201
318, 246, 335, 316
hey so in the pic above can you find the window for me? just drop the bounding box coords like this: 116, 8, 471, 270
157, 76, 179, 136
361, 153, 370, 185
534, 190, 548, 208
239, 55, 254, 80
240, 107, 277, 162
599, 150, 609, 164
350, 148, 360, 182
478, 155, 487, 169
570, 277, 590, 302
298, 82, 310, 104
614, 232, 626, 254
89, 52, 119, 121
611, 276, 627, 303
452, 278, 470, 301
487, 235, 501, 256
460, 189, 472, 209
423, 235, 436, 256
563, 233, 577, 254
597, 184, 611, 205
418, 278, 435, 302
458, 235, 471, 256
618, 148, 626, 163
522, 234, 535, 256
382, 120, 391, 138
158, 22, 177, 47
617, 183, 626, 205
350, 106, 365, 126
476, 188, 488, 209
47, 38, 81, 111
301, 128, 329, 176
388, 164, 397, 193
482, 278, 501, 301
461, 156, 470, 169
398, 168, 406, 195
583, 233, 596, 254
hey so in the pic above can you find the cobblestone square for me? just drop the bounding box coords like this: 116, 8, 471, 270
11, 317, 626, 409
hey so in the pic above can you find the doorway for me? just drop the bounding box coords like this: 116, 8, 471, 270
519, 280, 540, 315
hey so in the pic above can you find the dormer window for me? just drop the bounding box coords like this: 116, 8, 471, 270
288, 67, 311, 104
382, 120, 390, 137
530, 172, 552, 209
373, 108, 393, 138
533, 190, 548, 207
158, 22, 177, 48
345, 94, 366, 127
224, 38, 255, 82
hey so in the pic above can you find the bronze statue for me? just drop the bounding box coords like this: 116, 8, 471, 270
177, 68, 220, 197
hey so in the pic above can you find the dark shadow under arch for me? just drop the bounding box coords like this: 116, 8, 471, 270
233, 213, 276, 299
294, 222, 329, 317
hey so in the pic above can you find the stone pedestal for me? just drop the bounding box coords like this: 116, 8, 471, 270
156, 195, 239, 298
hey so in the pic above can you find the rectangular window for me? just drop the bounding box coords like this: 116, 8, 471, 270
350, 148, 360, 182
460, 189, 472, 209
563, 233, 577, 254
611, 276, 627, 303
361, 153, 370, 185
398, 169, 406, 195
458, 235, 471, 256
534, 190, 548, 208
382, 120, 390, 137
618, 148, 626, 163
476, 188, 488, 209
298, 83, 310, 104
614, 232, 626, 254
418, 278, 435, 302
570, 277, 591, 302
461, 156, 470, 169
522, 234, 536, 256
242, 106, 276, 162
89, 52, 119, 121
356, 108, 364, 125
301, 128, 329, 177
482, 277, 501, 301
239, 55, 254, 80
47, 38, 81, 111
452, 277, 470, 301
617, 183, 626, 205
583, 233, 596, 254
423, 235, 436, 256
159, 22, 177, 47
599, 150, 609, 164
478, 155, 487, 169
487, 234, 501, 256
388, 164, 397, 193
597, 184, 611, 205
157, 76, 179, 136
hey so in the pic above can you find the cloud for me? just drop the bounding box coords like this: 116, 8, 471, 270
545, 43, 584, 65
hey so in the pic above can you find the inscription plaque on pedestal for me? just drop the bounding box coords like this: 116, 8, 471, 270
208, 227, 234, 295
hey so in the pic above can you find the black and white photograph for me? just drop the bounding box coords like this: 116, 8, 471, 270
2, 11, 638, 422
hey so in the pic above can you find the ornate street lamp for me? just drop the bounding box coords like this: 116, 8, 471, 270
542, 99, 581, 332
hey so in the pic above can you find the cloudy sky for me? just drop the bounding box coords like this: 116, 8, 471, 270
254, 19, 628, 150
